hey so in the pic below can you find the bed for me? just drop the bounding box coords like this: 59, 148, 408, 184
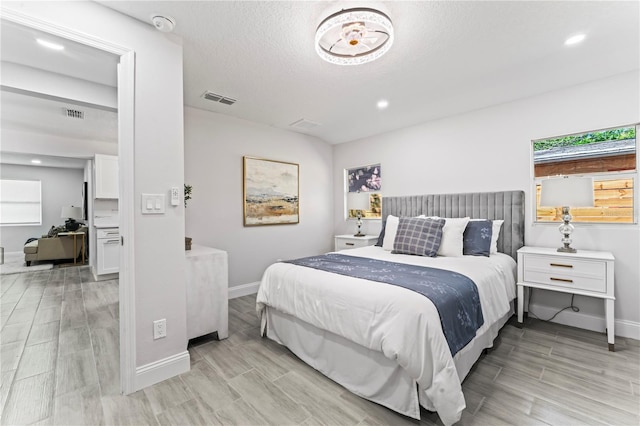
256, 191, 525, 425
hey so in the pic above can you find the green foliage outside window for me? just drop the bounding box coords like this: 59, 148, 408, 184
533, 127, 636, 151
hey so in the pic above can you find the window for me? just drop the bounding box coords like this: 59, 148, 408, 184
345, 164, 382, 220
533, 124, 637, 224
0, 179, 42, 226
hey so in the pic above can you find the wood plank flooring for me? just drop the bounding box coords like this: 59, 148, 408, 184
1, 267, 638, 425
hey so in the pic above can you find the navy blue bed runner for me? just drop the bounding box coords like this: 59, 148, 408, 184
284, 253, 484, 356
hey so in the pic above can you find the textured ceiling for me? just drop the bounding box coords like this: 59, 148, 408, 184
100, 0, 640, 144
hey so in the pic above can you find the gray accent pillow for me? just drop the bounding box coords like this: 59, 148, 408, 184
375, 219, 386, 247
392, 217, 445, 257
463, 220, 493, 257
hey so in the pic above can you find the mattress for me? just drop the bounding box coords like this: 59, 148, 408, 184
256, 245, 517, 425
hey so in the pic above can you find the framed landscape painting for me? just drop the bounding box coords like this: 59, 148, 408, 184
243, 156, 299, 226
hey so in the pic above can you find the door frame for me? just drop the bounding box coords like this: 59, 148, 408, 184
1, 8, 137, 394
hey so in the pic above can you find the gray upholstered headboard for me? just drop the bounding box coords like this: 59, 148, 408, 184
381, 191, 525, 261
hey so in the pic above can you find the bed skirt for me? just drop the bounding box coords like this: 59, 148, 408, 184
263, 301, 515, 420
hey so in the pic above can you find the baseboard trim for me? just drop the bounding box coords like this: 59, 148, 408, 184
529, 303, 640, 340
229, 281, 260, 299
135, 350, 190, 391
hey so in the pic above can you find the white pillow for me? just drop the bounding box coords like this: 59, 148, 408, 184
490, 220, 504, 254
382, 215, 400, 251
436, 217, 470, 257
470, 219, 504, 254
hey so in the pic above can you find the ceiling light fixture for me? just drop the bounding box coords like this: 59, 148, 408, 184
36, 38, 64, 51
565, 34, 586, 46
376, 99, 389, 110
31, 159, 42, 164
315, 8, 394, 66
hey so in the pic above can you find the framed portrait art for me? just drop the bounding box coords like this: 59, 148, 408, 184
243, 156, 299, 226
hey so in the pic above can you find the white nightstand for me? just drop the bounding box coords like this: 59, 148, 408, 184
517, 246, 615, 351
334, 234, 378, 251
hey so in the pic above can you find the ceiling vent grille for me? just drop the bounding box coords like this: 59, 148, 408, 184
202, 91, 236, 105
64, 108, 84, 119
289, 118, 321, 130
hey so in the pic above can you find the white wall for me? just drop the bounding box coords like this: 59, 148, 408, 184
1, 62, 117, 109
3, 1, 188, 373
333, 71, 640, 337
1, 128, 117, 158
184, 107, 334, 287
0, 164, 83, 251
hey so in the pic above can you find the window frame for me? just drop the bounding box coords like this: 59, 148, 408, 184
0, 179, 43, 226
531, 124, 639, 226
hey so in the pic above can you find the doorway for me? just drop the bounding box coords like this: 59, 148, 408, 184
0, 11, 136, 394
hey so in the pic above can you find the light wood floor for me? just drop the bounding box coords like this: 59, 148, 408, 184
1, 267, 638, 425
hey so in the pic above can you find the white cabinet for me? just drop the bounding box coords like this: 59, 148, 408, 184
94, 154, 118, 199
97, 228, 120, 275
185, 245, 228, 340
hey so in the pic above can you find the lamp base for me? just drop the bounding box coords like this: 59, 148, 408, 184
65, 220, 80, 232
557, 246, 577, 253
353, 232, 365, 237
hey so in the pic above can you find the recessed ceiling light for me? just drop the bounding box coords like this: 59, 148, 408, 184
31, 159, 42, 164
564, 34, 586, 46
36, 38, 64, 51
376, 99, 389, 110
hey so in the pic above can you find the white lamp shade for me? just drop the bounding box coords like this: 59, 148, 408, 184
347, 192, 369, 211
61, 206, 82, 219
540, 176, 595, 207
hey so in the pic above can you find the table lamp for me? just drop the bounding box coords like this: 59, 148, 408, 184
347, 192, 369, 237
61, 206, 83, 231
540, 176, 594, 253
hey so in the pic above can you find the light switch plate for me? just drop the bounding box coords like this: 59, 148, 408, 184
142, 194, 165, 214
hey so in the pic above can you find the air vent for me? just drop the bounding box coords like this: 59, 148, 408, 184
202, 91, 236, 106
289, 118, 321, 130
64, 108, 84, 119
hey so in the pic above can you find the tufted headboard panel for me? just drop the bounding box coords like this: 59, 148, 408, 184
381, 191, 525, 261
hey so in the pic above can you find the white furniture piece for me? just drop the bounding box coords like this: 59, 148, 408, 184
334, 234, 378, 251
94, 154, 118, 199
96, 227, 120, 275
517, 246, 615, 351
185, 244, 228, 340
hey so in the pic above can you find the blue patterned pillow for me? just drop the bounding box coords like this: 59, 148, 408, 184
392, 217, 445, 257
463, 220, 493, 257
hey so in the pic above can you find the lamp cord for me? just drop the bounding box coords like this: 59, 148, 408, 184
526, 289, 580, 322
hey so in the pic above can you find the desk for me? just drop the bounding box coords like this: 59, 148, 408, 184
185, 245, 228, 340
58, 232, 86, 265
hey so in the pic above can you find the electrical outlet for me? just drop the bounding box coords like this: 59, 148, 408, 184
153, 319, 167, 340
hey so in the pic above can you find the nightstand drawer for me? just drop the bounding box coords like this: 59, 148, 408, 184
524, 255, 605, 279
336, 239, 370, 250
334, 235, 378, 251
523, 269, 606, 293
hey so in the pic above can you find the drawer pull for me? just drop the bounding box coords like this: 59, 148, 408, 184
345, 243, 355, 246
550, 263, 573, 268
550, 277, 573, 283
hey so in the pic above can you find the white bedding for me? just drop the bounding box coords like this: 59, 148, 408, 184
256, 246, 516, 425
